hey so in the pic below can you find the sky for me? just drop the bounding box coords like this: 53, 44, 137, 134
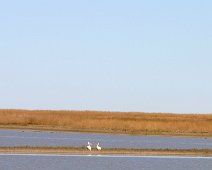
0, 0, 211, 113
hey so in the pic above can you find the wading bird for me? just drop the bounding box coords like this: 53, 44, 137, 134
96, 142, 101, 151
87, 142, 92, 151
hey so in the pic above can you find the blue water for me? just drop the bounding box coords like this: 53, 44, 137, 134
0, 154, 212, 170
0, 129, 212, 149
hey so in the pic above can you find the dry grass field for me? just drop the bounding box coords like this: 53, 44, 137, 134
0, 109, 212, 136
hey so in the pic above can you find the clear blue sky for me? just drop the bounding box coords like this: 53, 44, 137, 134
0, 0, 211, 113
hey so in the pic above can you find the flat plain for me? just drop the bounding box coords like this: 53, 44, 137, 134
0, 109, 212, 136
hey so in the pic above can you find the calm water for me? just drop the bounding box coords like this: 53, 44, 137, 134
0, 130, 212, 149
0, 154, 212, 170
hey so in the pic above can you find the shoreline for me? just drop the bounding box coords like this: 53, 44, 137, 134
0, 125, 211, 137
1, 109, 212, 138
1, 147, 212, 157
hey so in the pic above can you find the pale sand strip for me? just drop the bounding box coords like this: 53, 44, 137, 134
0, 147, 212, 157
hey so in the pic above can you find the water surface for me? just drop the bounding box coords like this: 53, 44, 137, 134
0, 129, 212, 149
0, 154, 212, 170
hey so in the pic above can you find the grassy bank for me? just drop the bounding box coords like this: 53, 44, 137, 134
1, 146, 212, 157
0, 109, 212, 136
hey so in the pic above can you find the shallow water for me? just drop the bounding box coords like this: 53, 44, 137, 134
0, 154, 212, 170
0, 129, 212, 149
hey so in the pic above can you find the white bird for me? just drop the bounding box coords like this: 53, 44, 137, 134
96, 142, 101, 151
87, 142, 92, 151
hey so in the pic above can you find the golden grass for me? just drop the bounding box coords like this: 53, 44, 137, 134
0, 109, 212, 136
